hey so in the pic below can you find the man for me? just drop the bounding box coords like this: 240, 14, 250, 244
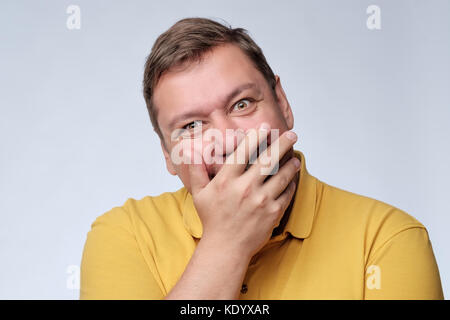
80, 17, 443, 299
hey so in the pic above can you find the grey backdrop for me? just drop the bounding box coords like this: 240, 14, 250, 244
0, 0, 448, 299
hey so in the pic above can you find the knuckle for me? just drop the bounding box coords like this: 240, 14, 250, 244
271, 203, 283, 215
279, 175, 289, 187
254, 193, 269, 208
290, 182, 296, 193
215, 175, 228, 189
237, 180, 253, 200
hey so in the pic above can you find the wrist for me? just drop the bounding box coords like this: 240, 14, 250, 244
198, 234, 252, 266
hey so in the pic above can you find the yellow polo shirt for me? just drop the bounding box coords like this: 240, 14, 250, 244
80, 150, 444, 299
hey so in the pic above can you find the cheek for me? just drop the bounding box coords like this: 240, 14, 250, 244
167, 138, 207, 191
176, 164, 191, 187
263, 106, 288, 129
169, 159, 196, 193
235, 106, 287, 133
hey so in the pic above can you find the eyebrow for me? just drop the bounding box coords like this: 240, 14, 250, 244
168, 82, 259, 129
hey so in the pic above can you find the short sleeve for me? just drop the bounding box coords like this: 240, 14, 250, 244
80, 207, 164, 300
364, 226, 444, 300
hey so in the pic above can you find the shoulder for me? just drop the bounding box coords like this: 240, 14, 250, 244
314, 180, 427, 251
89, 187, 188, 236
123, 187, 187, 220
322, 181, 422, 223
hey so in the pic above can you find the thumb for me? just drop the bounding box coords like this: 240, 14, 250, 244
187, 150, 210, 195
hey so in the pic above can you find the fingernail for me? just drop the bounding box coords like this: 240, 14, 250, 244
285, 131, 297, 141
293, 157, 300, 168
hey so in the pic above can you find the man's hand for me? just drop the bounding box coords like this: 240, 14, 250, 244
187, 124, 300, 261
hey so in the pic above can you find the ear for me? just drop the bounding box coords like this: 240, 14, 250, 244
273, 75, 294, 130
161, 139, 177, 176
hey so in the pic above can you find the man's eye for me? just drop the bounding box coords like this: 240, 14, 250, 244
183, 120, 202, 130
232, 99, 251, 111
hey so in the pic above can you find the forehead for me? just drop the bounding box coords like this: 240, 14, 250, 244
153, 44, 267, 128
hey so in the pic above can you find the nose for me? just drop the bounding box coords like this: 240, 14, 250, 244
199, 118, 246, 179
205, 118, 245, 158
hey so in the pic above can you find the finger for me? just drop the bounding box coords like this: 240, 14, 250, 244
263, 157, 300, 199
272, 180, 297, 224
186, 149, 210, 195
219, 122, 271, 177
248, 130, 298, 182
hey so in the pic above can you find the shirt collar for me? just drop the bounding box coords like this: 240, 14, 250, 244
181, 150, 317, 240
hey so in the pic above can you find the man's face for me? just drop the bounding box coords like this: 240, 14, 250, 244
153, 43, 294, 193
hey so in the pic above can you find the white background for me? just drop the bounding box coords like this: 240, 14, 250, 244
0, 0, 449, 299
